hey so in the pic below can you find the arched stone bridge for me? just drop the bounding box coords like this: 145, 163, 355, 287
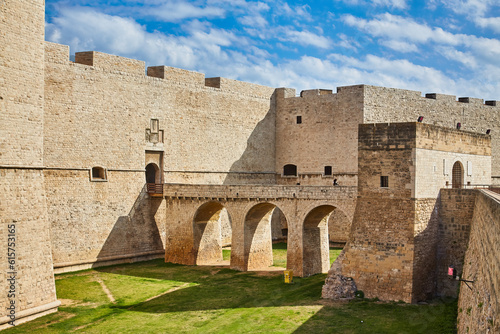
161, 184, 357, 277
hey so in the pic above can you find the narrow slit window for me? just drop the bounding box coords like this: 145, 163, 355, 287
324, 166, 332, 176
380, 176, 389, 188
296, 116, 302, 124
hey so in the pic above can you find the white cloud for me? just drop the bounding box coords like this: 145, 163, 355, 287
380, 39, 419, 52
279, 29, 332, 49
342, 13, 500, 68
475, 16, 500, 33
238, 14, 268, 28
141, 1, 225, 22
432, 0, 500, 33
342, 14, 458, 45
44, 2, 500, 101
434, 0, 493, 17
437, 47, 478, 68
336, 0, 408, 9
45, 7, 240, 69
279, 2, 313, 21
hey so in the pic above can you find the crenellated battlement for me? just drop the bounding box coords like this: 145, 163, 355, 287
147, 66, 205, 86
45, 42, 70, 64
43, 42, 274, 97
74, 51, 146, 76
204, 76, 275, 97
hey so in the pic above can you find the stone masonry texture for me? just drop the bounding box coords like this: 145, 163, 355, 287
458, 190, 499, 334
0, 0, 59, 328
1, 0, 500, 329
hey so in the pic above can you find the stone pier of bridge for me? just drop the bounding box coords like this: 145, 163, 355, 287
162, 184, 357, 277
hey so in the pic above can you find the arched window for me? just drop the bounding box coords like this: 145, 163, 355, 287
90, 167, 107, 181
283, 164, 297, 177
452, 161, 463, 189
145, 163, 159, 184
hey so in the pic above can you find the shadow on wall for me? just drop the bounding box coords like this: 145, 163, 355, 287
96, 186, 164, 262
223, 104, 276, 185
412, 196, 440, 302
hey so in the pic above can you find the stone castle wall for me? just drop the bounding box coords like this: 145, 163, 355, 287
274, 86, 364, 187
43, 42, 278, 270
458, 190, 500, 334
342, 123, 417, 302
338, 123, 491, 303
436, 189, 477, 298
0, 0, 59, 328
362, 85, 500, 184
44, 170, 166, 273
44, 42, 276, 183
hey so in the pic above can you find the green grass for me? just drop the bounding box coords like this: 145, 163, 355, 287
4, 257, 457, 334
271, 242, 343, 267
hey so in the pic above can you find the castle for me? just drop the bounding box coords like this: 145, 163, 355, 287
1, 1, 498, 332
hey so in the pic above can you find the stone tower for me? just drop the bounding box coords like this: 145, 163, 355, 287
0, 0, 59, 328
324, 122, 491, 303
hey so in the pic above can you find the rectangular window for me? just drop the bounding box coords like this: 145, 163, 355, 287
90, 167, 107, 181
467, 161, 472, 176
324, 166, 332, 176
380, 176, 389, 188
296, 116, 302, 124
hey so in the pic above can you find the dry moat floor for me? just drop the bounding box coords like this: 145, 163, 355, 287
5, 244, 457, 333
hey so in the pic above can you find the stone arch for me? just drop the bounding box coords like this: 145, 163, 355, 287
145, 162, 160, 184
244, 203, 287, 270
452, 161, 464, 189
302, 205, 336, 276
193, 201, 231, 265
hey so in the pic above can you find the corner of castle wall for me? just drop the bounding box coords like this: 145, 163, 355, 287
44, 42, 70, 64
274, 87, 296, 99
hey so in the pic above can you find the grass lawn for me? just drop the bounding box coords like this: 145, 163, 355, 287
4, 245, 457, 333
270, 242, 343, 268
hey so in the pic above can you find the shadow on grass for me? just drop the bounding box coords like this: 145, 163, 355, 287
4, 259, 458, 334
95, 259, 326, 314
93, 260, 457, 334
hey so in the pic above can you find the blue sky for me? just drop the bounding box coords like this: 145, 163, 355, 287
45, 0, 500, 100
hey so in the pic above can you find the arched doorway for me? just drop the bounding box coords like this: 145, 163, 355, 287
452, 161, 463, 188
145, 163, 159, 184
303, 205, 335, 276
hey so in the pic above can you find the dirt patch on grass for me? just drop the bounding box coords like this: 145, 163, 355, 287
59, 299, 76, 306
37, 311, 76, 329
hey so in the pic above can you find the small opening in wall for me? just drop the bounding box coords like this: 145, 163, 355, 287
296, 116, 302, 124
283, 164, 298, 177
380, 176, 389, 188
91, 167, 107, 181
324, 166, 332, 176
